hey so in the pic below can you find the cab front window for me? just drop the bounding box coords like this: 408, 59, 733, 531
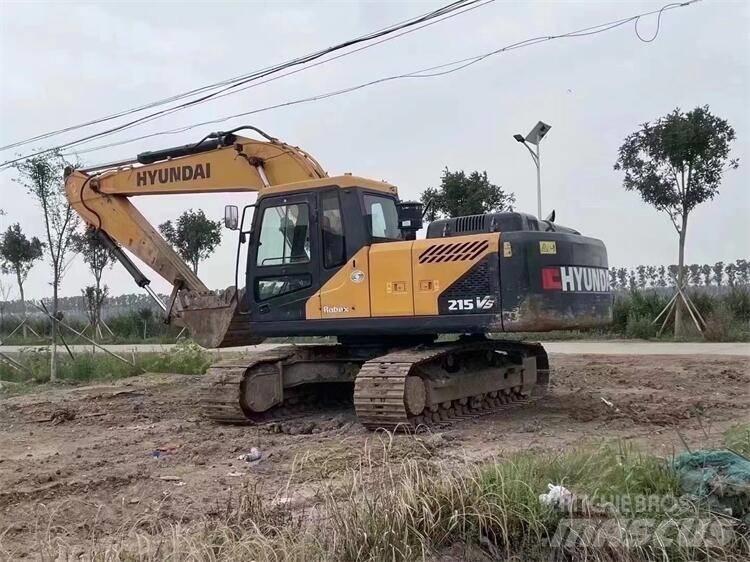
363, 194, 401, 241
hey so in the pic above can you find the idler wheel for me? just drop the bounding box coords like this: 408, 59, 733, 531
404, 376, 426, 415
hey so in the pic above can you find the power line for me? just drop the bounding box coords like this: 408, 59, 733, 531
64, 0, 701, 157
2, 0, 701, 169
55, 0, 495, 159
0, 0, 482, 153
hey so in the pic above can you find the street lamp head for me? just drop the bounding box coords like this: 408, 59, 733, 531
513, 134, 525, 143
525, 121, 551, 145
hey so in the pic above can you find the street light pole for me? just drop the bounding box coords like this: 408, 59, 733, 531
514, 121, 551, 219
535, 140, 541, 219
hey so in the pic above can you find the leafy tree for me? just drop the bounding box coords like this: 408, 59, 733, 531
667, 265, 679, 286
81, 285, 109, 337
71, 226, 116, 339
688, 264, 701, 286
616, 268, 628, 290
725, 263, 738, 288
736, 259, 749, 286
421, 169, 515, 221
614, 105, 738, 335
636, 265, 647, 290
713, 261, 725, 287
159, 209, 222, 274
137, 306, 154, 340
609, 267, 617, 290
0, 275, 12, 328
0, 224, 44, 337
701, 264, 712, 286
14, 152, 80, 380
656, 266, 667, 288
628, 269, 638, 292
646, 265, 657, 288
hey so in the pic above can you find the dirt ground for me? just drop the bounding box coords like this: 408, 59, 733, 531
1, 353, 748, 558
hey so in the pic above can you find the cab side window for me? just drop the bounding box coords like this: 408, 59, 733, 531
320, 191, 345, 268
256, 203, 310, 266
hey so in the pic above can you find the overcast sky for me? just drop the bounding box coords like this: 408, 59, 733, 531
0, 0, 748, 300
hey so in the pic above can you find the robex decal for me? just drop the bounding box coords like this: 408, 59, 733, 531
322, 305, 350, 314
542, 266, 609, 293
136, 163, 211, 187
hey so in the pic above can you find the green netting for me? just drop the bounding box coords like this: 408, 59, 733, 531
673, 450, 750, 523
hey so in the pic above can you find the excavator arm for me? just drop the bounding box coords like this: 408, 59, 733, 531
64, 128, 328, 346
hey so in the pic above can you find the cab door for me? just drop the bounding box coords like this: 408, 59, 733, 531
246, 192, 319, 322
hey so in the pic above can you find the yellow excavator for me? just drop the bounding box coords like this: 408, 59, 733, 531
64, 126, 612, 430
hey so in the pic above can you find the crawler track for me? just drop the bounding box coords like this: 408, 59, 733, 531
353, 341, 541, 430
199, 347, 297, 424
200, 340, 547, 431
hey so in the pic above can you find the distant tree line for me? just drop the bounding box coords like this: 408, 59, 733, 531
0, 292, 168, 318
608, 259, 749, 291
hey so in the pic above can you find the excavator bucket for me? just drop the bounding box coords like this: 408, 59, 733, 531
176, 287, 264, 348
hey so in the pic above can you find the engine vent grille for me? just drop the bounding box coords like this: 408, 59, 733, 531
454, 214, 486, 233
418, 240, 489, 264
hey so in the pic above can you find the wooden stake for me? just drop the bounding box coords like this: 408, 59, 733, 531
652, 292, 678, 325
657, 297, 677, 337
31, 303, 142, 371
679, 290, 704, 334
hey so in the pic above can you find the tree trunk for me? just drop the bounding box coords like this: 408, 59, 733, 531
94, 278, 101, 342
50, 280, 58, 382
674, 214, 688, 337
16, 270, 26, 340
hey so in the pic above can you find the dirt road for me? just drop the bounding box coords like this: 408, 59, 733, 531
1, 353, 748, 558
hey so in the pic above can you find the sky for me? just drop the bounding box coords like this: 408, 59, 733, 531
0, 0, 748, 300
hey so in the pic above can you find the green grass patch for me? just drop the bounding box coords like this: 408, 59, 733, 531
724, 423, 750, 457
0, 341, 212, 389
329, 443, 697, 561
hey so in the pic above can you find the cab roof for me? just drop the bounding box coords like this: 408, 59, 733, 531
259, 175, 398, 197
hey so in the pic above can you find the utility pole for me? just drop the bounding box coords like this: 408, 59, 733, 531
514, 121, 551, 219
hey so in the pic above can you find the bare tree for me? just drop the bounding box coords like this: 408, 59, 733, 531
14, 152, 80, 381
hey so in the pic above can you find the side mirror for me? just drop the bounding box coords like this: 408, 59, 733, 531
224, 205, 239, 230
397, 201, 424, 241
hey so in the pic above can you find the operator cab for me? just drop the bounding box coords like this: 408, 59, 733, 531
224, 180, 414, 323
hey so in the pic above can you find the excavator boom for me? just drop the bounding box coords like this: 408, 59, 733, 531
65, 128, 327, 295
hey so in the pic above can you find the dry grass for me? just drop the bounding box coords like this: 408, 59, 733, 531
3, 437, 748, 562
